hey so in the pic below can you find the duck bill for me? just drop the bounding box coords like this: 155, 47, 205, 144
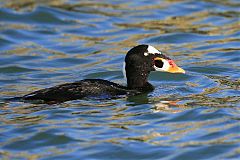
153, 57, 185, 74
167, 59, 185, 73
167, 65, 185, 73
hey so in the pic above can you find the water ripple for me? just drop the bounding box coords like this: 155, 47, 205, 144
0, 0, 239, 159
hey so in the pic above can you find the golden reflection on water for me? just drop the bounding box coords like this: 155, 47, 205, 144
0, 0, 239, 159
0, 23, 33, 30
2, 42, 66, 57
60, 33, 105, 44
103, 114, 239, 147
152, 100, 185, 113
1, 143, 74, 160
1, 0, 66, 11
116, 10, 239, 35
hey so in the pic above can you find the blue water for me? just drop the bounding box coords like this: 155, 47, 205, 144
0, 0, 239, 159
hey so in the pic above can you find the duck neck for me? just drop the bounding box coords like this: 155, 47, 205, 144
126, 69, 154, 92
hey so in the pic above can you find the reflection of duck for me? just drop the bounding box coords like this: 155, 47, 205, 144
17, 45, 185, 103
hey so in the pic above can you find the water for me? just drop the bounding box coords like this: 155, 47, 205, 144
0, 0, 239, 159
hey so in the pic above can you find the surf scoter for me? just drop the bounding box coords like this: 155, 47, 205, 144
14, 44, 185, 103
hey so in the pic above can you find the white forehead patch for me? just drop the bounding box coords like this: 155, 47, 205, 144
144, 45, 162, 56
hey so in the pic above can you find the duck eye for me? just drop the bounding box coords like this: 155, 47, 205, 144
154, 59, 164, 68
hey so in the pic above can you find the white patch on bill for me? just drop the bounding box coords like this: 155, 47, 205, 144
153, 59, 170, 72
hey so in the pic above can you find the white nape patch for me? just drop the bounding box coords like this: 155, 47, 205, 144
144, 45, 162, 56
153, 59, 170, 72
122, 62, 127, 81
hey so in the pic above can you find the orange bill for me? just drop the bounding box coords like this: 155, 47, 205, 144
154, 57, 185, 74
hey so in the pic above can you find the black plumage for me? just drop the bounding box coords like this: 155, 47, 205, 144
23, 79, 140, 102
10, 44, 185, 103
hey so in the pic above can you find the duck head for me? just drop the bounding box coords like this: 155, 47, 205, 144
123, 44, 185, 90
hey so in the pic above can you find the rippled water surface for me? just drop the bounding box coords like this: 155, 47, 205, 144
0, 0, 239, 159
